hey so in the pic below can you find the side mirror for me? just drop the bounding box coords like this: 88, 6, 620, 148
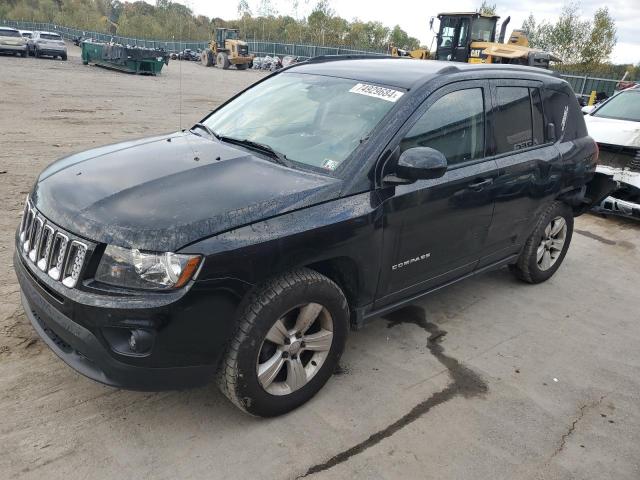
429, 17, 435, 32
394, 147, 448, 181
581, 105, 595, 115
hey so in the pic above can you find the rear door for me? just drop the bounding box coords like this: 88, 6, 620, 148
479, 79, 563, 267
375, 80, 499, 307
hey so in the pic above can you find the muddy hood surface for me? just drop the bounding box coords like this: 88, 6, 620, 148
32, 132, 342, 251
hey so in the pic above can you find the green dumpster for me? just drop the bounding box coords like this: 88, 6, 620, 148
81, 41, 169, 75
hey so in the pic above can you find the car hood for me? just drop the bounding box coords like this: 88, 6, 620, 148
584, 115, 640, 148
32, 132, 342, 251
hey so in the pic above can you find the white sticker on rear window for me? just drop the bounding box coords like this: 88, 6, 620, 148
349, 83, 404, 102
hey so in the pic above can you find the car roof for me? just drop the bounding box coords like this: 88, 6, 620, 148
0, 27, 19, 32
38, 31, 62, 36
288, 56, 556, 90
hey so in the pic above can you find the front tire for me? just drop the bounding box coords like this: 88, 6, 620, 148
512, 201, 574, 284
217, 51, 230, 69
218, 268, 349, 417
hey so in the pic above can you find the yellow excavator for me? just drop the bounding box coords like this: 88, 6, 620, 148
390, 12, 560, 68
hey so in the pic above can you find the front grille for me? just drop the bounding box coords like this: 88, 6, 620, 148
18, 197, 89, 289
597, 144, 640, 172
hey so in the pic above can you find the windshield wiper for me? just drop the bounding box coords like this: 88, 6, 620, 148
218, 136, 293, 167
190, 122, 220, 140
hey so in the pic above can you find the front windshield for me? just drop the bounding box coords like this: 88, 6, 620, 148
471, 18, 495, 42
226, 30, 238, 40
203, 72, 402, 171
593, 91, 640, 122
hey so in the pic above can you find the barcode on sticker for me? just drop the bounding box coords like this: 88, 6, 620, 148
349, 83, 404, 102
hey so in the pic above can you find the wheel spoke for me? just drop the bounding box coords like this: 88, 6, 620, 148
258, 352, 285, 389
303, 329, 333, 352
549, 238, 565, 251
541, 250, 552, 270
536, 243, 545, 262
285, 357, 306, 391
265, 319, 288, 345
550, 217, 566, 236
294, 303, 323, 334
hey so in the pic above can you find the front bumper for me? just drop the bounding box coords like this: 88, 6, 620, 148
593, 196, 640, 220
14, 247, 239, 391
593, 165, 640, 220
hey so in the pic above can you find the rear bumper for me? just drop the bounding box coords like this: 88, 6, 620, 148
36, 47, 66, 56
0, 44, 27, 53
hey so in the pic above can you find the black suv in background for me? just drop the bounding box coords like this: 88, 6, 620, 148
15, 57, 610, 416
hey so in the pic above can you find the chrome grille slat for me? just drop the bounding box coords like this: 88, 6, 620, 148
28, 216, 44, 262
37, 225, 55, 271
48, 232, 69, 281
18, 199, 89, 289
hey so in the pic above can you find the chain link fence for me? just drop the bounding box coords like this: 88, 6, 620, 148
0, 19, 386, 58
554, 72, 622, 100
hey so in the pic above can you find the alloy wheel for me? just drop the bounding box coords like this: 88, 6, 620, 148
257, 303, 334, 396
537, 216, 567, 271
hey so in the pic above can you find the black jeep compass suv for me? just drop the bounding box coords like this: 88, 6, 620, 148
15, 57, 610, 416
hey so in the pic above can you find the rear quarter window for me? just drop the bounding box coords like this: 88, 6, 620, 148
543, 87, 587, 142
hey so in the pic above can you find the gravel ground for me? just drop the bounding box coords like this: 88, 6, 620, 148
1, 44, 639, 480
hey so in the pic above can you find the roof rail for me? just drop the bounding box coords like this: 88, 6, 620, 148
304, 54, 396, 64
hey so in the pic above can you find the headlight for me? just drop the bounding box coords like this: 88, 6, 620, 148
95, 245, 202, 290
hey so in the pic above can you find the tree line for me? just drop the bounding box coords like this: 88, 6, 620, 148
1, 0, 634, 77
0, 0, 420, 50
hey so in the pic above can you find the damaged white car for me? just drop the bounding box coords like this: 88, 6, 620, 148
583, 86, 640, 219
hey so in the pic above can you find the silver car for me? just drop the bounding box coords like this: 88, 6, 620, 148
0, 27, 27, 57
32, 31, 67, 60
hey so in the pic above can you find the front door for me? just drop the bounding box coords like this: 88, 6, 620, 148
375, 81, 498, 308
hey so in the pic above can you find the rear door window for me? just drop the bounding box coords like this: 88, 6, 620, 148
401, 88, 485, 165
493, 86, 534, 153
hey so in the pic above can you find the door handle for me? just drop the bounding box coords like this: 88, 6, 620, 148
468, 178, 494, 191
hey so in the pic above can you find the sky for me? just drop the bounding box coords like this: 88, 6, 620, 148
173, 0, 638, 65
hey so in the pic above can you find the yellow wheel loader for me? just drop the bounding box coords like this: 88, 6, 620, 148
390, 12, 560, 69
433, 12, 560, 67
201, 28, 254, 70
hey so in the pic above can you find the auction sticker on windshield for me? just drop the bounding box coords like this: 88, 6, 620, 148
349, 83, 404, 102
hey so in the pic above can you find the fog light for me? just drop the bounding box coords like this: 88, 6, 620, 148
128, 329, 154, 354
102, 326, 155, 357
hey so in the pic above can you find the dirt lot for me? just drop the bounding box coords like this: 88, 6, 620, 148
1, 44, 639, 480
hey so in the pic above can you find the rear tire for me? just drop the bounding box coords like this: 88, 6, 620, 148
61, 53, 67, 61
512, 201, 573, 284
218, 268, 349, 417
